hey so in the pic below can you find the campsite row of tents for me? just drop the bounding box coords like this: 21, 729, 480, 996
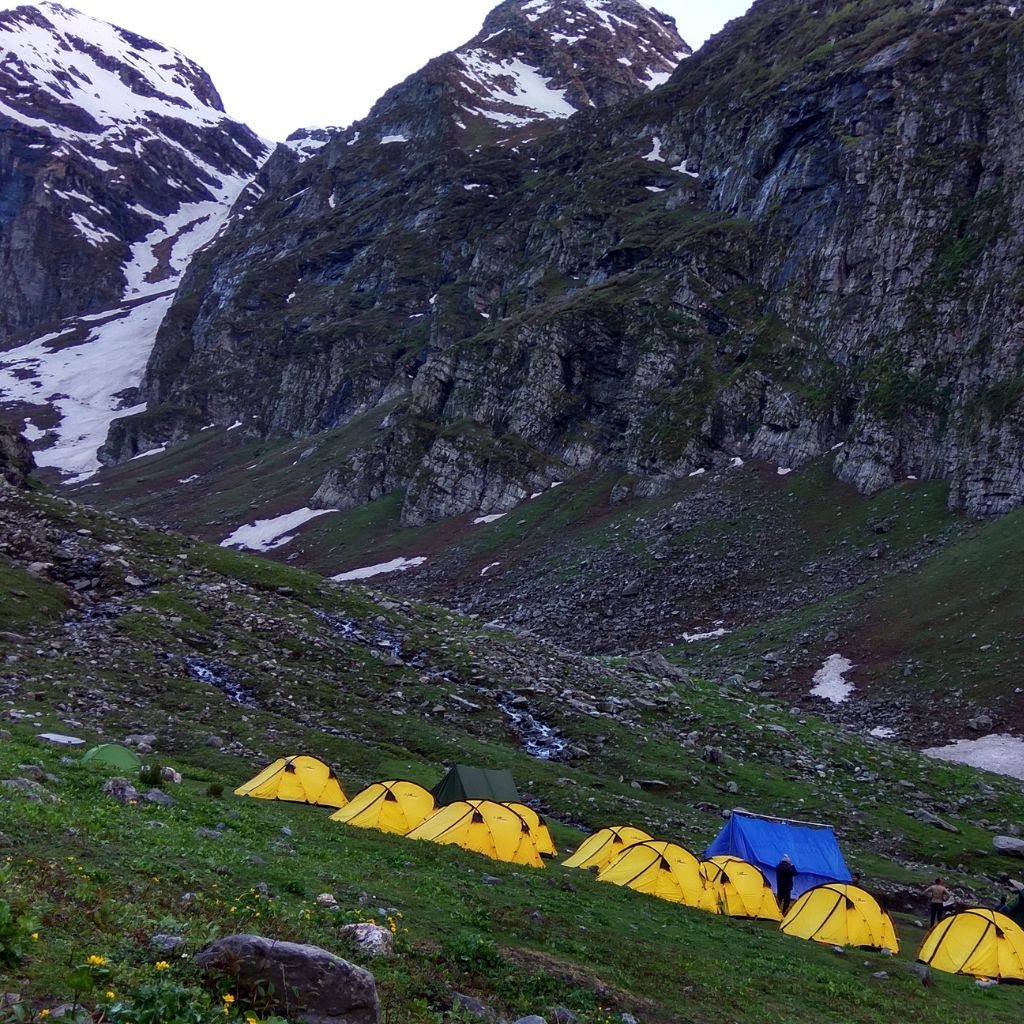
231, 755, 1024, 983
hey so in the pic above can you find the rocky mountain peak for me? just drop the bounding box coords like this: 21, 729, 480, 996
0, 2, 267, 482
0, 2, 230, 132
354, 0, 691, 152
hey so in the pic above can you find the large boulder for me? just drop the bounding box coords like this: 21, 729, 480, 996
194, 934, 378, 1024
0, 426, 34, 488
993, 836, 1024, 859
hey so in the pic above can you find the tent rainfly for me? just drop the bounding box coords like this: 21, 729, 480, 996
598, 841, 712, 910
781, 883, 900, 953
918, 909, 1024, 981
329, 780, 435, 835
701, 856, 782, 921
504, 802, 557, 857
407, 799, 545, 867
431, 765, 520, 806
705, 811, 852, 898
234, 755, 348, 808
563, 826, 654, 871
81, 743, 141, 772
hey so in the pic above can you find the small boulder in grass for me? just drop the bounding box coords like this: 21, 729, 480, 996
340, 923, 393, 957
316, 893, 339, 909
160, 766, 182, 784
102, 777, 138, 804
195, 934, 379, 1024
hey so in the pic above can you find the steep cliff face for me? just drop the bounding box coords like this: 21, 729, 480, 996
0, 423, 33, 487
0, 2, 267, 480
114, 0, 1024, 522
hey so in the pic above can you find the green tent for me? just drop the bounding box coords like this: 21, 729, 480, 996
431, 765, 520, 806
81, 744, 142, 772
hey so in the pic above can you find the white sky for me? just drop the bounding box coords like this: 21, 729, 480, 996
13, 1, 752, 140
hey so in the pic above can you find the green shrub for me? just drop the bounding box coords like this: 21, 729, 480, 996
138, 764, 164, 789
205, 782, 224, 798
0, 897, 37, 968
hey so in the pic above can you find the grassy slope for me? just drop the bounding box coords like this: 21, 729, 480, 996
1, 488, 1023, 1022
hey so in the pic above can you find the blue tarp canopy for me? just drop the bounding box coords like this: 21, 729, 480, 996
705, 812, 852, 897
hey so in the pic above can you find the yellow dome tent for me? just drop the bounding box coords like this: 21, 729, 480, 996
781, 883, 899, 953
701, 855, 782, 921
505, 802, 557, 857
407, 799, 545, 867
918, 909, 1024, 981
329, 780, 435, 835
563, 826, 653, 871
234, 755, 348, 808
598, 841, 711, 909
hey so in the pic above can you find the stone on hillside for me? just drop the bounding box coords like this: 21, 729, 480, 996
195, 827, 223, 841
907, 963, 933, 987
143, 788, 176, 807
513, 1017, 547, 1024
452, 993, 498, 1022
909, 809, 959, 833
2, 778, 57, 803
967, 714, 994, 731
205, 734, 224, 748
160, 766, 182, 784
702, 746, 725, 765
102, 777, 139, 804
17, 764, 43, 781
316, 893, 339, 908
340, 923, 393, 957
195, 935, 378, 1024
0, 730, 11, 741
552, 1010, 579, 1024
993, 835, 1024, 859
150, 934, 185, 952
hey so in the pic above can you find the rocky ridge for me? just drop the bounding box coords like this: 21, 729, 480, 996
0, 2, 267, 481
99, 0, 1024, 528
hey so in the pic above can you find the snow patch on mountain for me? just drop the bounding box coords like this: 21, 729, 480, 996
1, 293, 172, 482
458, 50, 577, 125
0, 1, 269, 480
1, 3, 225, 129
221, 507, 339, 552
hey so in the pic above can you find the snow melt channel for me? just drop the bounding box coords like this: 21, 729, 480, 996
811, 654, 854, 703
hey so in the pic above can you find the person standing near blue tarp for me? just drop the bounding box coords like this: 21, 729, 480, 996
775, 854, 798, 913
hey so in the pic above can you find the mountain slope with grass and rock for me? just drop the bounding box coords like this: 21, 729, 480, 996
2, 452, 1024, 1023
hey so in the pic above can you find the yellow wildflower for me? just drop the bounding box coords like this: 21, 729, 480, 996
39, 1011, 50, 1019
106, 991, 116, 1000
155, 961, 170, 971
31, 933, 39, 941
87, 955, 107, 966
222, 994, 235, 1005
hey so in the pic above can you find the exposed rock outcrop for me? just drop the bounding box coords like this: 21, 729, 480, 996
117, 0, 1024, 525
0, 425, 33, 487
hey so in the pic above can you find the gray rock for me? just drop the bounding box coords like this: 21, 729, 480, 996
143, 788, 176, 807
993, 835, 1024, 859
102, 777, 139, 804
195, 934, 378, 1024
194, 827, 224, 841
552, 1010, 578, 1024
150, 934, 185, 953
907, 963, 933, 987
340, 924, 393, 958
452, 994, 498, 1022
1, 778, 57, 803
513, 1017, 547, 1024
909, 809, 959, 833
